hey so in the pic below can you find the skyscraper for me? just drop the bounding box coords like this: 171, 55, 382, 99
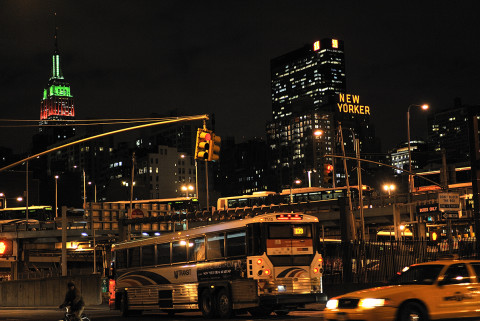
271, 38, 346, 120
39, 22, 75, 143
267, 39, 346, 190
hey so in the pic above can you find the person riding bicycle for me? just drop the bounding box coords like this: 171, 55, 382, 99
59, 281, 85, 321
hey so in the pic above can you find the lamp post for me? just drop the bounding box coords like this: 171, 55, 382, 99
181, 184, 194, 198
312, 129, 323, 187
407, 104, 429, 226
383, 184, 395, 196
55, 175, 59, 218
290, 179, 302, 203
88, 181, 97, 203
407, 104, 429, 194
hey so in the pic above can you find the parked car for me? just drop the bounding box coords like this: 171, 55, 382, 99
324, 257, 480, 321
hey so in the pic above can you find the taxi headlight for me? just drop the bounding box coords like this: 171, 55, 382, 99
325, 299, 338, 309
358, 298, 387, 309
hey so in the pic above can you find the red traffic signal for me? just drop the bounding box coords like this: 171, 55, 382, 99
323, 164, 333, 185
0, 239, 13, 257
195, 128, 212, 160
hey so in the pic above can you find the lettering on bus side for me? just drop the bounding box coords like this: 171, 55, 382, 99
197, 260, 245, 281
174, 269, 191, 279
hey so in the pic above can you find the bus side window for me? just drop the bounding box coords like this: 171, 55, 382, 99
157, 243, 170, 265
142, 245, 155, 266
207, 234, 225, 260
172, 241, 188, 263
188, 237, 205, 262
128, 247, 141, 268
226, 231, 246, 257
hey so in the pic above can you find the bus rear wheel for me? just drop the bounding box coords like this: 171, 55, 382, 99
216, 289, 234, 319
200, 289, 215, 318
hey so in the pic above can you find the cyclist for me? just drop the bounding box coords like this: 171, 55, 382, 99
59, 281, 85, 321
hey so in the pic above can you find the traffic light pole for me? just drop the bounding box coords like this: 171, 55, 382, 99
205, 160, 209, 211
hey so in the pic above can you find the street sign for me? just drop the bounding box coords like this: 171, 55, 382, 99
130, 208, 144, 219
442, 212, 460, 219
438, 193, 460, 212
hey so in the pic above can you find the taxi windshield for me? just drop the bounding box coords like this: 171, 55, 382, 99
389, 264, 444, 285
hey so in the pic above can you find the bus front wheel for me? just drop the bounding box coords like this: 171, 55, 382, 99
216, 288, 234, 318
200, 289, 215, 318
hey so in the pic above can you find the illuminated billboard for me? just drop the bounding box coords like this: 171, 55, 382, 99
337, 94, 370, 115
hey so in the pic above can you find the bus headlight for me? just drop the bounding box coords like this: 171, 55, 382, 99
326, 299, 338, 309
358, 298, 388, 309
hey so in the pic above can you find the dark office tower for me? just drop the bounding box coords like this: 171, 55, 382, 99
267, 39, 346, 190
428, 98, 480, 165
271, 38, 346, 120
39, 23, 75, 144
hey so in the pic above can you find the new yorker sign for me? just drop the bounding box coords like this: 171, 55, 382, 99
337, 94, 371, 115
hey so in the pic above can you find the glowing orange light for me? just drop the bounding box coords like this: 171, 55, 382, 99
332, 39, 338, 48
257, 258, 263, 265
421, 104, 429, 110
0, 242, 6, 254
318, 257, 323, 263
313, 41, 320, 51
264, 269, 271, 275
313, 267, 319, 273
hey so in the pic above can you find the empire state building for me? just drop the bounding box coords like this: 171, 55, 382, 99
39, 24, 75, 143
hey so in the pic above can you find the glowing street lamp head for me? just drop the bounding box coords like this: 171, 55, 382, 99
16, 197, 23, 202
314, 129, 323, 137
421, 104, 429, 110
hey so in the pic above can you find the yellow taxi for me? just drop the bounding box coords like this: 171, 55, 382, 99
324, 258, 480, 321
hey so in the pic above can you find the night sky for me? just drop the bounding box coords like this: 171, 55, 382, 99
1, 1, 480, 154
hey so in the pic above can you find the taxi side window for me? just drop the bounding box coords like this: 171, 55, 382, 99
442, 263, 471, 285
471, 263, 480, 280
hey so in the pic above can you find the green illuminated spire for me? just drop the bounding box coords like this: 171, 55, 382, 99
50, 13, 64, 80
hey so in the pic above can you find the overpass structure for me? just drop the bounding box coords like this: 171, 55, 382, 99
0, 185, 474, 281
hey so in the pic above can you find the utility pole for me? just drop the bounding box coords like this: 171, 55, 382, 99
338, 123, 356, 240
128, 152, 135, 241
468, 107, 480, 254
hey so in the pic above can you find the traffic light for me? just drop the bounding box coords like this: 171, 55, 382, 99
0, 239, 13, 257
323, 164, 333, 185
429, 230, 440, 241
195, 128, 212, 160
208, 133, 221, 161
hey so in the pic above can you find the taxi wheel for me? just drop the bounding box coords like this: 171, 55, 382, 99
398, 302, 428, 321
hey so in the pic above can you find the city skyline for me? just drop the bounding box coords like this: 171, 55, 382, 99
1, 1, 480, 154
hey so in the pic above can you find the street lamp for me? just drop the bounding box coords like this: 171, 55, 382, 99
55, 175, 59, 218
311, 129, 323, 187
290, 179, 302, 203
88, 181, 97, 203
181, 184, 194, 198
383, 184, 396, 196
407, 103, 428, 226
407, 104, 429, 193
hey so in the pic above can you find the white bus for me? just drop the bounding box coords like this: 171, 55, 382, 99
217, 186, 372, 210
109, 213, 326, 318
